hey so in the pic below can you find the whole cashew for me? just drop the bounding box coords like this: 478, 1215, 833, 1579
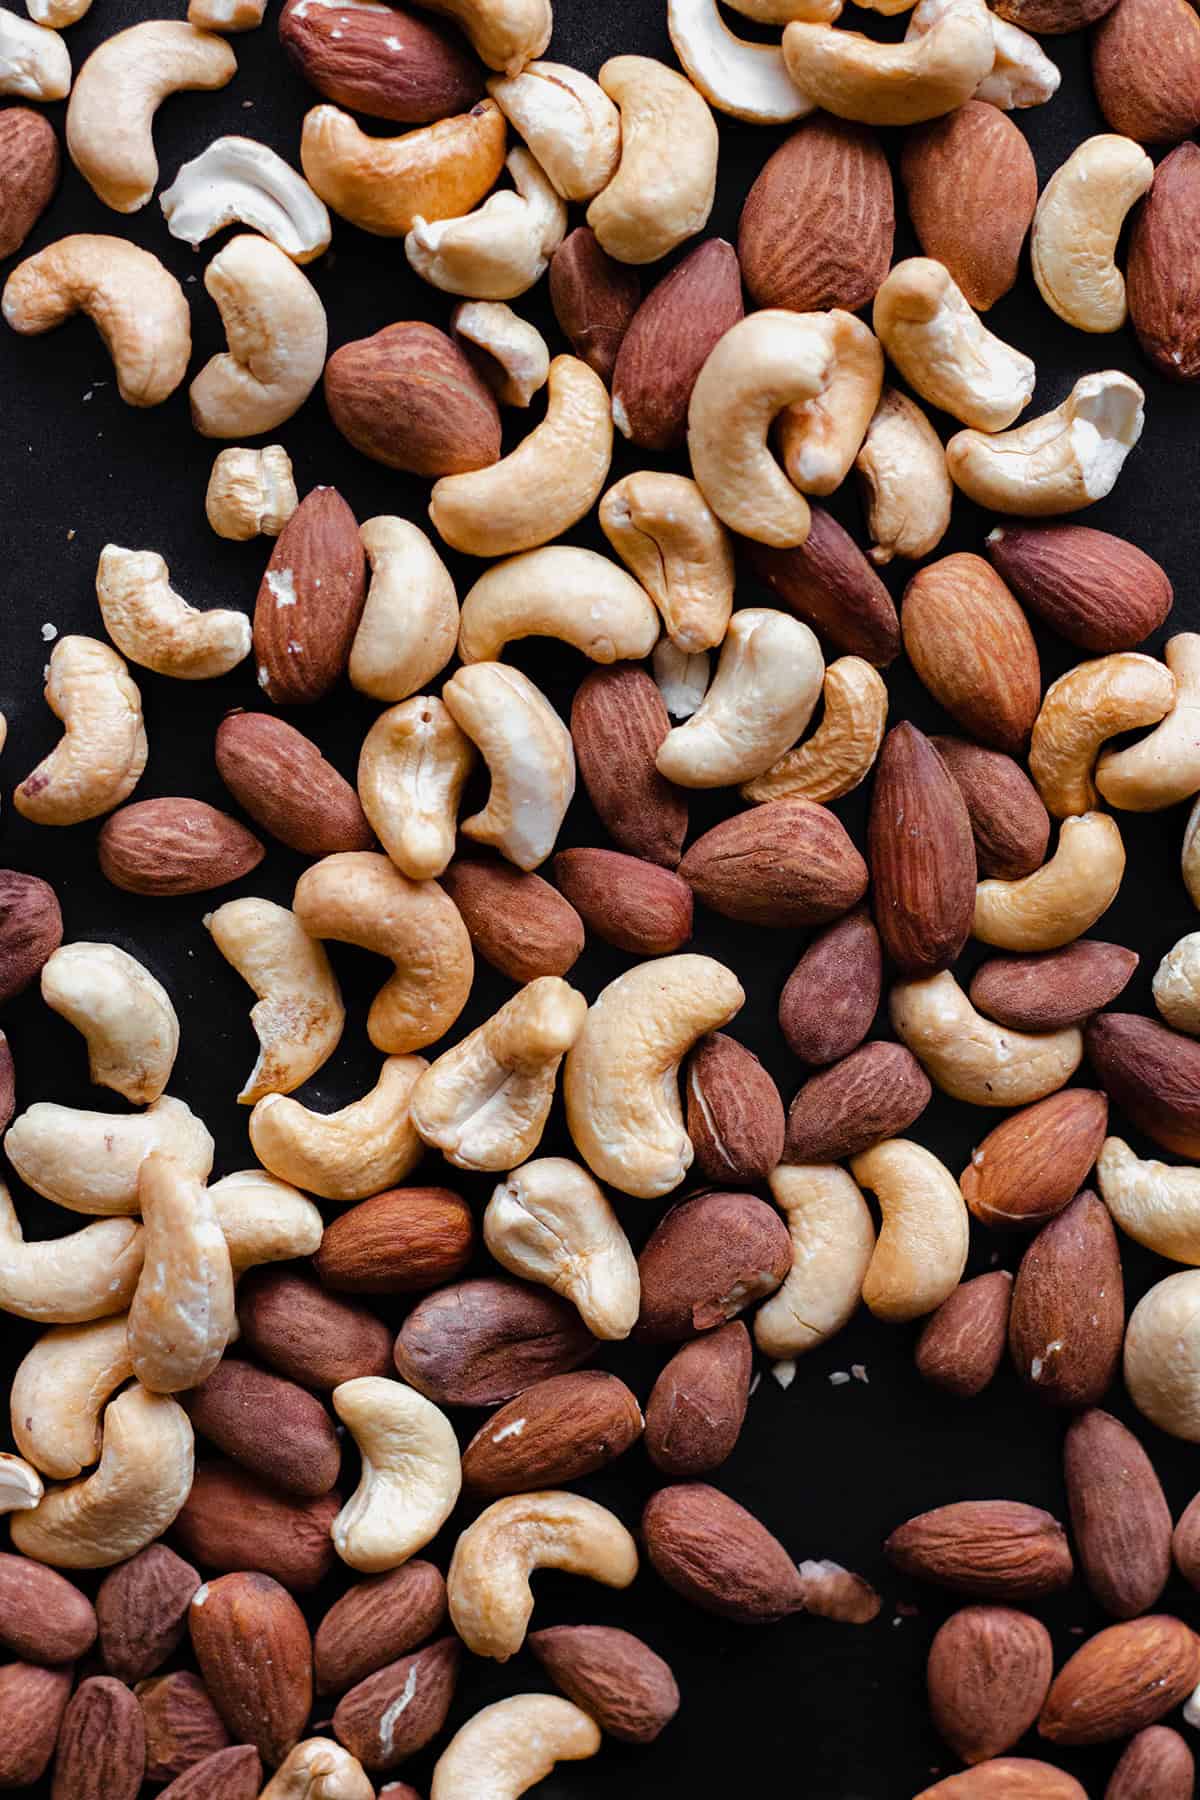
0, 10, 70, 100
407, 147, 566, 300
331, 1377, 461, 1574
358, 698, 474, 881
350, 516, 459, 705
95, 544, 252, 681
782, 0, 994, 124
873, 257, 1035, 431
257, 1738, 374, 1800
13, 637, 146, 826
206, 445, 298, 541
946, 371, 1146, 515
430, 1696, 600, 1800
441, 663, 575, 871
973, 813, 1125, 952
459, 546, 659, 668
1124, 1271, 1200, 1442
854, 387, 953, 566
1029, 652, 1175, 818
1098, 1137, 1200, 1266
207, 1168, 323, 1274
127, 1152, 235, 1394
300, 100, 507, 237
205, 897, 344, 1103
160, 134, 331, 263
11, 1314, 132, 1478
890, 970, 1083, 1106
41, 942, 177, 1108
1032, 135, 1154, 333
599, 472, 734, 653
564, 954, 745, 1199
851, 1139, 970, 1322
452, 300, 550, 407
778, 311, 885, 497
190, 233, 328, 438
667, 0, 813, 124
1154, 932, 1200, 1037
0, 1456, 43, 1514
484, 1157, 640, 1339
486, 62, 619, 200
411, 0, 550, 74
1098, 635, 1200, 812
0, 1181, 143, 1323
5, 1094, 213, 1217
743, 657, 888, 805
753, 1165, 876, 1358
249, 1056, 427, 1201
586, 56, 718, 264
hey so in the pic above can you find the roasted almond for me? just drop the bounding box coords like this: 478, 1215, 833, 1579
174, 1462, 340, 1592
0, 1663, 73, 1788
611, 239, 743, 452
325, 321, 501, 475
96, 1545, 200, 1685
52, 1675, 144, 1800
333, 1638, 459, 1773
460, 1370, 643, 1497
927, 1605, 1053, 1765
778, 906, 882, 1067
188, 1571, 313, 1768
237, 1266, 393, 1391
960, 1090, 1108, 1230
0, 1554, 96, 1664
1009, 1191, 1124, 1406
98, 799, 263, 897
868, 724, 976, 976
986, 523, 1173, 653
571, 664, 688, 868
686, 1033, 785, 1183
279, 0, 483, 122
0, 107, 60, 262
253, 485, 366, 705
915, 1760, 1087, 1799
1091, 0, 1200, 144
0, 868, 62, 1003
1127, 142, 1200, 382
1064, 1409, 1171, 1620
440, 855, 584, 982
314, 1185, 474, 1294
1086, 1012, 1200, 1157
900, 102, 1036, 312
743, 507, 900, 667
901, 555, 1041, 754
636, 1190, 791, 1342
1039, 1615, 1200, 1745
970, 941, 1139, 1032
644, 1319, 751, 1478
0, 1029, 12, 1134
784, 1041, 931, 1164
158, 1746, 262, 1800
215, 712, 372, 857
393, 1275, 596, 1406
135, 1673, 230, 1784
549, 227, 641, 385
183, 1359, 342, 1498
315, 1563, 447, 1697
681, 797, 868, 929
553, 847, 693, 956
643, 1482, 806, 1622
885, 1501, 1073, 1602
992, 0, 1116, 25
529, 1626, 680, 1744
1173, 1489, 1200, 1591
915, 1272, 1013, 1400
1106, 1726, 1196, 1800
930, 737, 1051, 882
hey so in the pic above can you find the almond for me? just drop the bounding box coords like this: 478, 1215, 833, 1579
986, 523, 1174, 652
253, 485, 366, 705
970, 941, 1139, 1032
159, 1746, 262, 1800
174, 1462, 340, 1592
1009, 1190, 1124, 1406
96, 1545, 200, 1685
189, 1572, 313, 1768
927, 1606, 1053, 1765
0, 1554, 96, 1664
743, 507, 901, 666
644, 1319, 751, 1478
916, 1272, 1013, 1399
1086, 1012, 1200, 1157
98, 798, 263, 897
778, 906, 882, 1067
1106, 1726, 1196, 1800
549, 227, 641, 384
1065, 1409, 1171, 1620
392, 1275, 596, 1406
52, 1675, 144, 1800
279, 0, 483, 122
796, 1560, 881, 1624
0, 1663, 73, 1788
1173, 1490, 1200, 1591
183, 1359, 342, 1498
529, 1626, 680, 1743
885, 1501, 1073, 1602
1091, 0, 1200, 143
611, 238, 743, 451
686, 1033, 784, 1183
915, 1760, 1087, 1799
636, 1190, 791, 1342
930, 738, 1051, 882
0, 107, 59, 261
901, 555, 1041, 753
900, 102, 1036, 312
215, 712, 372, 857
325, 321, 501, 475
1039, 1616, 1200, 1744
681, 797, 869, 929
868, 723, 976, 976
136, 1673, 230, 1783
960, 1090, 1108, 1230
314, 1186, 474, 1294
332, 1637, 459, 1773
441, 854, 584, 981
570, 665, 688, 869
642, 1482, 806, 1622
1127, 142, 1200, 381
0, 1029, 12, 1134
784, 1041, 931, 1164
237, 1266, 394, 1391
553, 847, 693, 955
992, 0, 1117, 25
460, 1370, 643, 1497
315, 1563, 447, 1698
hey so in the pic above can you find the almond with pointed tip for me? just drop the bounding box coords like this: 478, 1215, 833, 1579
1106, 1726, 1196, 1799
901, 102, 1035, 312
252, 486, 366, 705
529, 1626, 680, 1743
986, 523, 1173, 653
931, 738, 1051, 883
549, 227, 641, 384
460, 1370, 643, 1497
868, 723, 976, 976
98, 799, 263, 897
1091, 0, 1200, 144
885, 1501, 1073, 1601
784, 1041, 931, 1165
778, 907, 882, 1067
682, 798, 868, 929
610, 239, 743, 451
1039, 1615, 1200, 1744
686, 1033, 784, 1183
315, 1563, 447, 1697
915, 1272, 1013, 1399
215, 713, 372, 857
332, 1637, 459, 1773
188, 1572, 313, 1769
743, 508, 900, 667
960, 1090, 1108, 1230
1086, 1012, 1200, 1158
644, 1320, 751, 1477
1009, 1191, 1124, 1407
1064, 1409, 1171, 1619
642, 1483, 806, 1622
970, 941, 1139, 1032
1127, 142, 1200, 382
570, 664, 688, 869
901, 555, 1040, 754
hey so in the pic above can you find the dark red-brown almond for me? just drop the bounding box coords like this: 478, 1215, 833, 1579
611, 239, 744, 451
927, 1606, 1054, 1765
98, 800, 263, 897
0, 108, 60, 261
1128, 142, 1200, 381
278, 0, 483, 122
681, 798, 868, 929
187, 1571, 313, 1767
960, 1090, 1109, 1230
215, 712, 372, 856
1086, 1012, 1200, 1158
0, 1664, 73, 1787
95, 1545, 201, 1685
0, 1554, 96, 1664
460, 1371, 644, 1497
642, 1483, 806, 1622
553, 847, 692, 955
183, 1358, 342, 1498
571, 664, 688, 868
158, 1746, 262, 1800
136, 1672, 230, 1783
529, 1626, 680, 1744
1039, 1616, 1200, 1744
970, 942, 1139, 1032
52, 1675, 144, 1800
332, 1637, 459, 1773
644, 1320, 751, 1478
253, 485, 366, 706
1064, 1409, 1172, 1619
324, 321, 501, 475
636, 1190, 791, 1342
784, 1041, 930, 1164
743, 508, 900, 666
393, 1276, 595, 1406
237, 1266, 393, 1391
1106, 1726, 1196, 1800
440, 856, 585, 982
173, 1463, 340, 1592
1009, 1191, 1124, 1407
1091, 0, 1200, 144
986, 523, 1173, 654
686, 1032, 785, 1183
549, 227, 641, 384
0, 869, 62, 1004
314, 1564, 445, 1699
778, 907, 882, 1067
931, 737, 1052, 882
916, 1273, 1013, 1399
868, 724, 976, 976
886, 1502, 1074, 1601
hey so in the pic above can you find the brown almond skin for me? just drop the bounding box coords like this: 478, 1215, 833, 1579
1064, 1409, 1172, 1620
1173, 1490, 1200, 1591
315, 1186, 474, 1294
215, 713, 372, 857
970, 942, 1139, 1032
686, 1033, 784, 1183
743, 508, 900, 666
52, 1675, 144, 1800
173, 1462, 340, 1592
183, 1359, 342, 1498
1087, 1012, 1200, 1158
571, 664, 688, 868
916, 1272, 1013, 1399
136, 1672, 230, 1783
931, 737, 1051, 882
440, 856, 584, 982
159, 1746, 262, 1800
315, 1563, 447, 1697
885, 1502, 1074, 1602
611, 239, 744, 451
253, 486, 366, 706
681, 798, 868, 930
901, 103, 1036, 312
98, 799, 264, 897
868, 724, 976, 976
927, 1606, 1053, 1765
324, 321, 501, 474
332, 1637, 459, 1773
960, 1090, 1109, 1230
553, 847, 692, 955
188, 1572, 313, 1769
279, 0, 483, 122
645, 1320, 751, 1478
460, 1370, 644, 1497
549, 227, 641, 384
784, 1041, 931, 1164
0, 1663, 73, 1787
393, 1276, 596, 1406
0, 108, 60, 261
529, 1626, 680, 1744
901, 555, 1041, 753
1039, 1616, 1200, 1745
636, 1190, 791, 1342
778, 907, 882, 1066
0, 1554, 96, 1664
1009, 1191, 1124, 1407
1091, 0, 1200, 143
1128, 143, 1200, 382
915, 1760, 1088, 1800
0, 1030, 12, 1134
96, 1545, 200, 1685
1106, 1726, 1196, 1800
237, 1266, 394, 1391
642, 1483, 806, 1622
986, 523, 1173, 653
993, 0, 1116, 26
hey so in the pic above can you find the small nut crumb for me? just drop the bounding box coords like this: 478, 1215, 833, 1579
40, 623, 56, 641
828, 1370, 851, 1387
851, 1363, 869, 1384
772, 1358, 796, 1389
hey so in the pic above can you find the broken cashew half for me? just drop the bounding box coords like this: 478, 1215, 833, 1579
431, 1696, 600, 1800
41, 941, 178, 1105
190, 233, 327, 438
14, 636, 146, 827
358, 698, 474, 881
350, 516, 459, 705
208, 1168, 323, 1275
1029, 651, 1175, 818
755, 1165, 875, 1358
1032, 135, 1154, 334
667, 0, 813, 124
855, 387, 952, 566
205, 897, 344, 1103
599, 472, 734, 654
407, 147, 566, 300
484, 1156, 640, 1339
161, 134, 331, 262
452, 300, 550, 407
11, 1314, 132, 1480
96, 544, 251, 681
946, 371, 1146, 515
779, 311, 885, 498
205, 445, 298, 541
1098, 634, 1200, 812
1099, 1137, 1200, 1267
300, 100, 507, 238
890, 970, 1082, 1106
743, 657, 888, 806
260, 1740, 373, 1800
0, 10, 71, 100
442, 663, 575, 871
126, 1152, 234, 1395
331, 1377, 461, 1573
851, 1139, 970, 1322
1155, 933, 1200, 1038
458, 546, 659, 667
782, 0, 994, 125
249, 1055, 426, 1201
973, 813, 1126, 952
0, 1181, 143, 1324
1124, 1271, 1200, 1442
873, 257, 1035, 431
5, 1094, 213, 1217
486, 61, 619, 200
586, 55, 718, 264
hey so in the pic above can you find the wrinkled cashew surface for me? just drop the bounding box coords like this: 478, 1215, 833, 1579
779, 310, 884, 498
890, 970, 1083, 1106
41, 941, 179, 1104
1154, 932, 1200, 1038
1098, 1137, 1200, 1267
668, 0, 813, 124
743, 657, 888, 806
0, 1181, 143, 1324
442, 663, 575, 871
5, 1094, 213, 1217
351, 516, 460, 705
206, 896, 344, 1103
430, 1696, 600, 1800
331, 1376, 461, 1573
1098, 634, 1200, 812
484, 1157, 640, 1339
782, 0, 994, 125
96, 544, 252, 681
206, 444, 298, 541
11, 1314, 132, 1480
190, 233, 328, 438
755, 1165, 876, 1358
851, 1138, 970, 1322
599, 472, 734, 653
873, 257, 1035, 431
1029, 651, 1175, 818
358, 697, 473, 881
586, 55, 718, 264
127, 1152, 235, 1394
407, 148, 566, 300
249, 1055, 426, 1201
161, 134, 331, 262
14, 636, 146, 827
459, 546, 659, 668
855, 387, 952, 566
487, 61, 620, 200
1032, 135, 1154, 333
973, 812, 1125, 952
946, 371, 1146, 515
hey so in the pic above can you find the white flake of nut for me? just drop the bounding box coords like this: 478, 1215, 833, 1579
161, 135, 332, 263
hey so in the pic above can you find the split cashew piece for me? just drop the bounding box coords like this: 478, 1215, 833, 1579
458, 547, 659, 667
0, 10, 71, 99
5, 1094, 213, 1217
452, 301, 549, 408
667, 0, 813, 124
586, 56, 718, 265
1098, 1137, 1200, 1267
975, 11, 1060, 110
0, 1181, 143, 1324
1032, 135, 1154, 334
95, 544, 252, 681
14, 637, 146, 827
656, 608, 824, 789
851, 1139, 970, 1323
599, 472, 734, 654
430, 1696, 600, 1800
410, 977, 587, 1172
407, 147, 566, 300
11, 1314, 132, 1479
754, 1165, 876, 1359
293, 852, 474, 1054
1098, 635, 1200, 812
207, 1168, 323, 1275
249, 1056, 427, 1202
946, 371, 1146, 515
564, 954, 745, 1199
351, 516, 459, 705
66, 21, 236, 213
190, 233, 328, 438
486, 62, 619, 201
358, 697, 474, 881
778, 311, 885, 498
260, 1740, 374, 1800
782, 0, 994, 125
1124, 1271, 1200, 1442
161, 135, 331, 262
855, 387, 952, 566
127, 1152, 235, 1394
1029, 652, 1175, 818
743, 658, 888, 806
299, 100, 507, 238
331, 1377, 461, 1574
41, 942, 178, 1105
890, 970, 1083, 1107
484, 1157, 640, 1339
205, 897, 344, 1104
973, 813, 1126, 952
0, 1457, 42, 1514
442, 663, 575, 871
430, 355, 612, 557
654, 642, 710, 720
1155, 933, 1200, 1038
873, 258, 1035, 432
447, 1492, 638, 1661
411, 0, 550, 74
206, 445, 298, 542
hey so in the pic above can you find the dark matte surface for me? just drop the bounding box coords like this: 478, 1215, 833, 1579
2, 1, 1200, 1795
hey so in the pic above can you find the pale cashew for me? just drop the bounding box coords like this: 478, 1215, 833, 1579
452, 300, 549, 407
11, 1315, 131, 1479
484, 1157, 640, 1339
431, 1696, 600, 1800
161, 135, 331, 262
207, 1168, 323, 1274
854, 387, 952, 566
890, 970, 1082, 1106
946, 371, 1146, 515
331, 1377, 461, 1573
1032, 136, 1154, 333
563, 954, 745, 1199
1155, 933, 1200, 1041
654, 641, 710, 720
14, 637, 145, 826
599, 472, 734, 654
782, 0, 993, 125
586, 56, 718, 265
407, 147, 566, 300
1098, 1137, 1200, 1266
851, 1139, 970, 1322
190, 233, 328, 438
26, 0, 91, 27
441, 663, 575, 871
205, 897, 344, 1103
127, 1152, 234, 1394
486, 62, 619, 200
66, 22, 236, 212
1098, 635, 1200, 812
1124, 1271, 1200, 1442
430, 355, 612, 557
742, 657, 888, 806
188, 0, 269, 28
458, 546, 659, 667
206, 445, 297, 542
358, 698, 474, 881
249, 1055, 426, 1201
95, 544, 251, 681
5, 1094, 214, 1217
293, 851, 474, 1054
411, 0, 549, 74
1029, 652, 1175, 818
41, 942, 178, 1105
447, 1492, 638, 1660
977, 13, 1060, 109
0, 9, 70, 98
0, 1181, 143, 1324
873, 257, 1035, 431
973, 813, 1125, 952
299, 100, 507, 238
350, 516, 459, 705
656, 608, 824, 789
754, 1165, 876, 1359
778, 311, 885, 497
667, 0, 813, 124
0, 1457, 43, 1514
410, 977, 587, 1172
10, 1384, 193, 1569
260, 1741, 373, 1800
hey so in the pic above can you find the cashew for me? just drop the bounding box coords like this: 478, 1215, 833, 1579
346, 518, 459, 707
205, 445, 298, 542
0, 1457, 43, 1514
742, 657, 888, 806
66, 21, 236, 212
1032, 135, 1153, 333
293, 851, 474, 1054
11, 1315, 132, 1479
299, 100, 507, 238
249, 1055, 427, 1201
331, 1377, 461, 1573
599, 472, 734, 654
407, 147, 566, 300
1098, 635, 1200, 812
188, 0, 269, 28
656, 609, 825, 789
458, 546, 659, 667
207, 1168, 323, 1274
5, 1094, 214, 1217
1184, 800, 1200, 913
10, 1384, 193, 1569
484, 1156, 640, 1339
3, 236, 190, 407
1029, 652, 1175, 819
782, 0, 993, 124
726, 0, 842, 16
127, 1152, 234, 1394
0, 1181, 143, 1324
890, 970, 1083, 1106
447, 1492, 638, 1660
686, 310, 835, 548
654, 641, 710, 720
452, 300, 549, 407
161, 135, 330, 263
95, 544, 252, 681
778, 311, 885, 497
26, 0, 90, 27
442, 663, 575, 871
260, 1741, 373, 1800
873, 257, 1035, 431
586, 56, 718, 265
40, 942, 179, 1105
946, 371, 1146, 515
854, 387, 952, 566
1098, 1137, 1200, 1266
851, 1139, 970, 1322
973, 813, 1125, 952
358, 698, 474, 881
205, 897, 344, 1103
0, 9, 70, 98
975, 12, 1060, 109
486, 61, 619, 200
563, 954, 745, 1199
1124, 1271, 1200, 1442
431, 1696, 600, 1800
430, 355, 612, 557
754, 1165, 876, 1358
13, 637, 146, 827
667, 0, 814, 124
410, 977, 587, 1172
190, 233, 328, 438
411, 0, 549, 74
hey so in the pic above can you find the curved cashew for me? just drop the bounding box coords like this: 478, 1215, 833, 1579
5, 1094, 213, 1216
946, 371, 1146, 515
1098, 1137, 1200, 1266
293, 851, 474, 1054
976, 12, 1060, 109
458, 546, 659, 667
95, 544, 251, 681
11, 1315, 132, 1479
851, 1139, 970, 1322
873, 257, 1035, 431
127, 1152, 234, 1394
41, 942, 178, 1105
0, 1181, 143, 1323
586, 56, 718, 265
442, 663, 575, 871
686, 310, 834, 548
430, 1696, 599, 1800
1032, 136, 1154, 333
1124, 1271, 1200, 1442
890, 970, 1082, 1106
599, 472, 734, 654
410, 978, 587, 1172
205, 897, 344, 1103
1098, 635, 1200, 812
161, 135, 331, 262
484, 1157, 640, 1339
207, 1168, 323, 1274
754, 1165, 876, 1358
358, 698, 473, 881
350, 516, 459, 705
407, 148, 565, 300
331, 1377, 461, 1574
973, 813, 1125, 952
260, 1740, 373, 1800
782, 0, 993, 124
854, 387, 952, 566
66, 22, 236, 212
654, 640, 711, 720
249, 1056, 426, 1201
411, 0, 549, 74
452, 300, 549, 407
447, 1492, 638, 1660
14, 636, 146, 826
206, 445, 297, 541
1155, 933, 1200, 1037
486, 62, 619, 201
563, 955, 745, 1199
430, 355, 611, 557
10, 1384, 193, 1569
299, 100, 507, 238
655, 608, 824, 789
667, 0, 813, 124
778, 311, 885, 497
190, 233, 327, 438
1029, 652, 1175, 818
0, 1456, 42, 1513
743, 657, 888, 805
0, 10, 70, 99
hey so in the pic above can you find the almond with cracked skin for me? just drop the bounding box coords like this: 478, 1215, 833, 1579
570, 664, 688, 868
784, 1041, 931, 1165
253, 485, 366, 705
778, 907, 882, 1067
915, 1761, 1087, 1799
743, 508, 900, 667
188, 1572, 313, 1769
970, 941, 1139, 1032
549, 227, 641, 384
931, 738, 1051, 883
0, 1663, 73, 1788
440, 856, 585, 981
1127, 142, 1200, 382
642, 1483, 806, 1623
393, 1275, 596, 1407
279, 0, 483, 122
553, 847, 693, 957
314, 1186, 474, 1295
686, 1033, 784, 1184
158, 1746, 262, 1800
986, 523, 1173, 653
960, 1090, 1108, 1231
461, 1370, 642, 1497
1064, 1408, 1171, 1619
530, 1626, 680, 1744
0, 1555, 96, 1665
1107, 1727, 1196, 1800
1009, 1191, 1124, 1406
315, 1563, 447, 1697
885, 1501, 1073, 1602
215, 712, 372, 857
901, 103, 1035, 313
611, 239, 743, 452
644, 1320, 751, 1478
238, 1266, 393, 1391
183, 1359, 342, 1498
96, 1546, 200, 1685
136, 1673, 230, 1784
0, 869, 62, 1003
53, 1676, 144, 1800
1086, 1012, 1200, 1158
332, 1637, 459, 1773
1039, 1615, 1200, 1744
636, 1190, 791, 1342
901, 555, 1040, 755
0, 108, 60, 261
1091, 0, 1200, 144
916, 1272, 1013, 1399
98, 799, 263, 897
681, 798, 868, 929
868, 723, 976, 977
927, 1606, 1053, 1765
324, 322, 501, 474
174, 1463, 340, 1593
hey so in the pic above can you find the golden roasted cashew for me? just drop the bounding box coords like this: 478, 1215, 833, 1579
782, 0, 993, 124
127, 1152, 235, 1394
0, 1181, 143, 1324
412, 0, 550, 74
1032, 135, 1154, 333
486, 61, 620, 200
160, 134, 331, 262
41, 942, 178, 1106
0, 1456, 43, 1514
205, 896, 344, 1103
95, 544, 252, 681
873, 257, 1035, 431
442, 663, 575, 871
726, 0, 842, 16
778, 311, 885, 497
207, 1168, 323, 1274
599, 472, 734, 654
249, 1055, 426, 1201
407, 147, 566, 300
205, 445, 298, 541
854, 387, 952, 566
350, 515, 459, 704
667, 0, 814, 124
300, 100, 507, 237
458, 546, 659, 667
14, 637, 146, 827
358, 697, 474, 881
256, 1738, 374, 1800
1099, 1137, 1200, 1266
946, 371, 1146, 515
890, 970, 1082, 1106
331, 1376, 461, 1573
11, 1314, 132, 1479
1098, 634, 1200, 812
973, 813, 1125, 952
452, 300, 550, 407
755, 1165, 876, 1358
484, 1156, 640, 1339
5, 1094, 213, 1217
743, 657, 888, 806
586, 55, 719, 264
1155, 932, 1200, 1037
851, 1139, 970, 1322
1124, 1271, 1200, 1442
190, 233, 327, 438
0, 10, 71, 100
431, 1696, 600, 1800
1029, 652, 1175, 818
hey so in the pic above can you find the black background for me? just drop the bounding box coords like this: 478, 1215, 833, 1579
2, 0, 1200, 1794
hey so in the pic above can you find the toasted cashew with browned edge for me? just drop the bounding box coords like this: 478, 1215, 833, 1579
161, 135, 332, 262
0, 1181, 143, 1323
1124, 1271, 1200, 1442
1029, 652, 1175, 818
484, 1156, 640, 1339
205, 897, 344, 1103
890, 970, 1083, 1106
5, 1094, 213, 1216
358, 698, 473, 881
973, 813, 1125, 952
564, 954, 745, 1199
300, 100, 507, 238
851, 1139, 970, 1322
331, 1376, 461, 1573
442, 663, 575, 871
667, 0, 813, 124
779, 311, 884, 497
1098, 1137, 1200, 1266
207, 1168, 323, 1274
487, 61, 619, 200
13, 637, 146, 827
1032, 135, 1154, 333
190, 233, 328, 438
0, 1457, 43, 1514
256, 1738, 374, 1800
249, 1055, 426, 1201
95, 544, 252, 681
782, 0, 993, 125
127, 1152, 235, 1394
1098, 635, 1200, 812
586, 56, 718, 265
0, 10, 71, 99
946, 371, 1146, 515
41, 942, 178, 1105
452, 301, 550, 407
407, 147, 566, 300
206, 445, 298, 541
654, 641, 710, 720
448, 1492, 638, 1660
873, 257, 1035, 431
350, 516, 459, 704
11, 1314, 132, 1479
599, 472, 734, 654
855, 387, 952, 566
754, 1165, 876, 1358
459, 546, 659, 668
431, 1696, 600, 1800
743, 658, 888, 806
1155, 933, 1200, 1037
